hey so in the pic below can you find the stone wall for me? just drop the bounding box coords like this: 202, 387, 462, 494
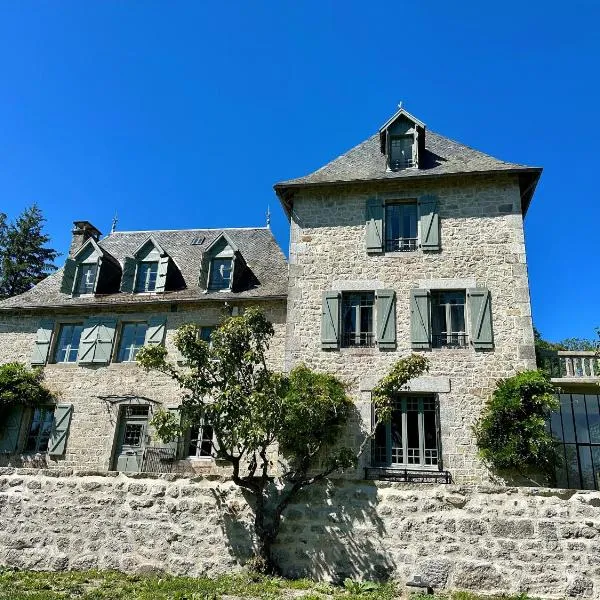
285, 174, 537, 482
0, 299, 286, 471
0, 468, 598, 598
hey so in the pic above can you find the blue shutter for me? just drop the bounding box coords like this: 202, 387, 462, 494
31, 320, 54, 365
78, 318, 116, 364
410, 289, 431, 350
418, 194, 440, 251
0, 405, 24, 453
321, 291, 340, 349
376, 289, 396, 350
145, 317, 166, 346
48, 404, 73, 456
467, 288, 494, 350
120, 257, 136, 293
155, 256, 170, 292
60, 259, 77, 294
365, 198, 384, 253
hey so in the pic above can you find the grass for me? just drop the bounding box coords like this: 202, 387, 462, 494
0, 569, 543, 600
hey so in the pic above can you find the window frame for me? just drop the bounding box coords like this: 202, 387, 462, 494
75, 262, 98, 296
384, 200, 419, 252
24, 405, 55, 454
185, 419, 215, 460
52, 322, 84, 364
208, 257, 234, 291
388, 134, 414, 170
373, 395, 440, 470
134, 260, 159, 293
341, 291, 375, 348
116, 322, 148, 363
430, 290, 468, 349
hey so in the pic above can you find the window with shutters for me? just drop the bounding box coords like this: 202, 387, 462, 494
53, 324, 84, 363
199, 326, 214, 344
385, 202, 418, 252
208, 258, 233, 290
24, 406, 55, 453
431, 291, 467, 348
135, 262, 159, 293
373, 396, 439, 469
389, 135, 414, 170
186, 420, 214, 459
342, 293, 375, 348
117, 323, 148, 362
76, 264, 98, 295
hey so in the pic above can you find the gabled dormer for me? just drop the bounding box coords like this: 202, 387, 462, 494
379, 107, 426, 171
120, 236, 180, 294
61, 237, 122, 296
200, 233, 255, 293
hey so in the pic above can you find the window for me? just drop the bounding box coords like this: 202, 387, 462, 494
117, 323, 148, 362
135, 262, 159, 293
550, 393, 600, 490
342, 292, 374, 347
199, 326, 214, 343
76, 264, 98, 295
187, 421, 214, 458
431, 291, 467, 348
385, 203, 418, 252
374, 396, 439, 468
209, 258, 233, 290
389, 135, 413, 169
25, 407, 55, 453
53, 324, 83, 363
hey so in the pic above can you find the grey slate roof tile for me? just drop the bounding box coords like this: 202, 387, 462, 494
274, 131, 540, 188
0, 227, 288, 311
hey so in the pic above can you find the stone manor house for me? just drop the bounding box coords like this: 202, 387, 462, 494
1, 107, 598, 488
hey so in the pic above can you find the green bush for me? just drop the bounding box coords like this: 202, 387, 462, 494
474, 370, 559, 477
0, 362, 54, 408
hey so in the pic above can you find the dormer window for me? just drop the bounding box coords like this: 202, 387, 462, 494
209, 258, 233, 290
135, 261, 159, 293
76, 264, 98, 295
389, 135, 414, 169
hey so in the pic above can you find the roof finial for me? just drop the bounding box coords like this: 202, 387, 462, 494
397, 100, 403, 110
266, 205, 271, 229
110, 212, 118, 234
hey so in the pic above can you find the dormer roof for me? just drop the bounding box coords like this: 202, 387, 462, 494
132, 236, 168, 258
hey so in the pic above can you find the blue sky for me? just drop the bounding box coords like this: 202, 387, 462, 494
0, 1, 598, 342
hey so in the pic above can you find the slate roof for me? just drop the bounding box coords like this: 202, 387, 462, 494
0, 227, 288, 311
274, 131, 542, 213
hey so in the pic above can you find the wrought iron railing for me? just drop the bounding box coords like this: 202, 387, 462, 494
385, 237, 418, 252
432, 333, 468, 349
365, 466, 452, 484
389, 158, 414, 170
141, 446, 176, 474
538, 351, 599, 380
342, 331, 375, 348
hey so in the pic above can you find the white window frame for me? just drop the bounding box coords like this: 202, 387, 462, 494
116, 322, 148, 363
24, 406, 55, 454
208, 257, 233, 291
52, 322, 84, 364
341, 291, 375, 348
134, 261, 159, 293
75, 263, 98, 296
431, 290, 468, 348
186, 419, 215, 460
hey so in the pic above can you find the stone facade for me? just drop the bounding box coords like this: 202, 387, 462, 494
285, 174, 536, 482
1, 468, 598, 598
0, 300, 286, 471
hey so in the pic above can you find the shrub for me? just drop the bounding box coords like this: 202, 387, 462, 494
0, 362, 54, 408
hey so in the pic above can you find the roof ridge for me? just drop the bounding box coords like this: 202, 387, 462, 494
105, 226, 270, 236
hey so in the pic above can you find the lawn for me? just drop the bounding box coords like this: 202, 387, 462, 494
0, 569, 542, 600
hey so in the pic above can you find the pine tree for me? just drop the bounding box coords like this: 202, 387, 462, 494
0, 205, 59, 299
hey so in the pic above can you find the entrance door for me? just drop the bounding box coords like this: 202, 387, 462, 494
113, 405, 150, 472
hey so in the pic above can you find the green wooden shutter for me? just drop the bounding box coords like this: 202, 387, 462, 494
376, 289, 396, 350
155, 256, 170, 292
120, 257, 136, 293
31, 319, 54, 365
94, 319, 117, 363
166, 407, 183, 459
467, 288, 494, 350
321, 291, 340, 349
0, 405, 24, 453
60, 259, 78, 294
77, 318, 100, 364
48, 404, 73, 456
418, 194, 440, 251
410, 289, 431, 349
365, 198, 384, 253
145, 317, 166, 346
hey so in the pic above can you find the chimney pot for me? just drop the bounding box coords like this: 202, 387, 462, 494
69, 221, 102, 258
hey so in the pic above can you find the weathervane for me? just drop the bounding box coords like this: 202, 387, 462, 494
397, 100, 403, 110
110, 212, 118, 234
266, 205, 271, 229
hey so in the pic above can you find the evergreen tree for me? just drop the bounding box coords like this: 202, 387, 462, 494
0, 205, 59, 299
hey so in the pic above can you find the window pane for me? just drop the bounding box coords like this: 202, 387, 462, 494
118, 323, 148, 362
390, 407, 403, 464
77, 264, 97, 294
341, 293, 374, 347
406, 401, 420, 464
390, 136, 413, 168
592, 447, 600, 490
200, 425, 213, 457
579, 445, 595, 490
560, 395, 576, 443
123, 424, 143, 446
136, 262, 159, 292
573, 395, 590, 444
25, 407, 54, 453
586, 395, 600, 443
209, 258, 233, 290
423, 402, 438, 466
374, 422, 387, 465
200, 327, 214, 343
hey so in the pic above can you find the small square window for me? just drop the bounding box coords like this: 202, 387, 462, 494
117, 323, 148, 362
54, 323, 84, 363
187, 421, 214, 458
25, 407, 55, 453
389, 135, 414, 170
76, 264, 98, 295
431, 291, 467, 348
135, 262, 159, 293
385, 203, 418, 252
199, 326, 214, 343
342, 292, 375, 347
209, 258, 233, 290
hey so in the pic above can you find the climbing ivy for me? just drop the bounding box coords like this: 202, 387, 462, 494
0, 362, 54, 408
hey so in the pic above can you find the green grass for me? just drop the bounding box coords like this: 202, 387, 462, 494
0, 569, 544, 600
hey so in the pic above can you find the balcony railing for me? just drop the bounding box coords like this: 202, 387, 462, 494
432, 333, 469, 349
385, 237, 418, 252
342, 331, 375, 348
539, 351, 600, 382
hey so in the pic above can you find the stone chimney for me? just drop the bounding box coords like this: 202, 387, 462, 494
69, 221, 102, 258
